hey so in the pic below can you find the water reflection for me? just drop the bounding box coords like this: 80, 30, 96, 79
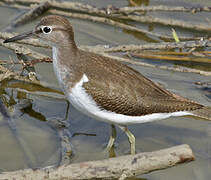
0, 79, 62, 170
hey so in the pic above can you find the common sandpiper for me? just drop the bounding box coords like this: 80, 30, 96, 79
4, 15, 211, 154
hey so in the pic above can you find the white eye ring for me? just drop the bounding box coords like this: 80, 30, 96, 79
41, 26, 52, 34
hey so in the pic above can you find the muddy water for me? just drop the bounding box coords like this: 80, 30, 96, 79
0, 0, 211, 179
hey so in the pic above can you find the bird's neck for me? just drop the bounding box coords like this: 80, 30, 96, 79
52, 44, 78, 66
52, 45, 82, 90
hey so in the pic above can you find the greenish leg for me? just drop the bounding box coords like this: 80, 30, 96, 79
106, 124, 117, 151
118, 126, 136, 155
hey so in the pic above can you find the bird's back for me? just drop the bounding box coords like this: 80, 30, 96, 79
75, 50, 204, 116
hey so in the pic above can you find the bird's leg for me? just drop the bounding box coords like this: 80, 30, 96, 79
106, 124, 117, 151
118, 126, 136, 155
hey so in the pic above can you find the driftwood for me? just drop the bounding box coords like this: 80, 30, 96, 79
0, 144, 194, 180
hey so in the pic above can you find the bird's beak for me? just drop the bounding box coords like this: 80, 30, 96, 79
3, 30, 34, 43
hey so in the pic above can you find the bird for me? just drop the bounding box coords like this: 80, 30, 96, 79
4, 15, 211, 155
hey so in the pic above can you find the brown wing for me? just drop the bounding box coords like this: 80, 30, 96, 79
80, 50, 203, 116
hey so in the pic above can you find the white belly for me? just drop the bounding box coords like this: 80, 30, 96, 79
68, 74, 193, 125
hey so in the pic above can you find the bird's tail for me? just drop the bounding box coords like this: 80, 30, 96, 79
191, 106, 211, 121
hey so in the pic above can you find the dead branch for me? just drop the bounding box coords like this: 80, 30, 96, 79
108, 5, 211, 14
0, 144, 194, 180
0, 63, 41, 84
118, 14, 211, 32
130, 52, 211, 63
81, 40, 211, 52
1, 0, 105, 14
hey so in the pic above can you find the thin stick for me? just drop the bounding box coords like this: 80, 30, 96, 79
81, 40, 211, 52
118, 14, 211, 32
109, 5, 211, 14
131, 52, 211, 63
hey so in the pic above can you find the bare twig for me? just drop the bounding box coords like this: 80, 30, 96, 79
109, 5, 211, 14
130, 52, 211, 63
0, 64, 41, 84
1, 0, 105, 14
0, 144, 194, 180
117, 14, 211, 32
80, 40, 211, 52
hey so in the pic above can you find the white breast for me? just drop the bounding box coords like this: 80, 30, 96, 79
68, 74, 193, 125
52, 46, 60, 82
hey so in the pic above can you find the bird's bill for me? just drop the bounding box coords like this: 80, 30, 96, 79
3, 31, 34, 43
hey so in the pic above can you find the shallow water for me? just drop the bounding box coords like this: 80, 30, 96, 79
0, 0, 211, 179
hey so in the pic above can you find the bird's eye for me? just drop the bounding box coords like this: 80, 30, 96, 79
42, 26, 52, 34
